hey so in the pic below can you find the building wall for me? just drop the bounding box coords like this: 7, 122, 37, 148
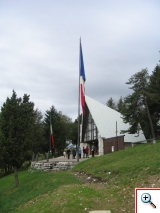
124, 142, 147, 149
103, 136, 124, 154
98, 135, 104, 156
81, 109, 126, 156
124, 142, 132, 149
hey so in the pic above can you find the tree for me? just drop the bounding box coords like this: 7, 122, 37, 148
0, 90, 35, 187
44, 106, 73, 156
147, 65, 160, 138
106, 97, 116, 110
70, 118, 78, 145
43, 106, 59, 154
55, 112, 72, 154
121, 69, 156, 143
31, 108, 46, 157
149, 65, 160, 103
117, 96, 124, 112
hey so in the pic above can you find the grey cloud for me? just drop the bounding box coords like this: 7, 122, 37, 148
0, 0, 160, 120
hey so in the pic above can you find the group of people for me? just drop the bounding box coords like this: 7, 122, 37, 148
82, 145, 95, 157
63, 144, 95, 159
77, 146, 89, 159
82, 146, 89, 158
63, 148, 76, 159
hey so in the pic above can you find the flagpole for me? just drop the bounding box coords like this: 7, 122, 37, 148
77, 39, 81, 163
49, 113, 51, 161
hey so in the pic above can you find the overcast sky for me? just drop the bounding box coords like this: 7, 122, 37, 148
0, 0, 160, 121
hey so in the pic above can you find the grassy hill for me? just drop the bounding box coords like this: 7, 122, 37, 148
1, 142, 160, 213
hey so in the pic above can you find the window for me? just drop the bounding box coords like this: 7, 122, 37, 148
84, 112, 98, 141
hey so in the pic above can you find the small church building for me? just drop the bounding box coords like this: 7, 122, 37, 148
80, 96, 146, 156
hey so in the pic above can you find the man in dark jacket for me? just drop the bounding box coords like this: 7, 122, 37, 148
66, 149, 71, 159
83, 147, 86, 158
72, 148, 76, 159
91, 145, 95, 157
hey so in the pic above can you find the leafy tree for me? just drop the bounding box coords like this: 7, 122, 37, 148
147, 65, 160, 137
44, 106, 73, 156
70, 118, 78, 145
0, 90, 35, 187
31, 108, 46, 157
43, 106, 58, 154
117, 96, 124, 112
106, 97, 116, 110
55, 112, 72, 154
149, 65, 160, 103
59, 113, 72, 140
121, 69, 156, 143
106, 96, 124, 112
70, 114, 82, 145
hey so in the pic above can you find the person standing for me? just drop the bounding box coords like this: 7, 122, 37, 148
66, 148, 71, 159
63, 150, 66, 158
85, 146, 89, 158
83, 147, 86, 158
91, 145, 95, 157
72, 148, 76, 159
78, 148, 82, 159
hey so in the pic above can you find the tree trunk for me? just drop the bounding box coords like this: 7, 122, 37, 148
4, 165, 7, 175
13, 165, 19, 187
145, 99, 156, 144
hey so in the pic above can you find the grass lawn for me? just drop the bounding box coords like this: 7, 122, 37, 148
1, 142, 160, 213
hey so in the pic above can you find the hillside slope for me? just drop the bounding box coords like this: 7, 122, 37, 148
0, 142, 160, 213
73, 142, 160, 186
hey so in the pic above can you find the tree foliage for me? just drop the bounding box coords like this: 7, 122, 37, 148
117, 96, 124, 112
106, 97, 116, 110
44, 106, 73, 156
0, 90, 35, 186
147, 65, 160, 137
121, 69, 156, 142
31, 108, 46, 156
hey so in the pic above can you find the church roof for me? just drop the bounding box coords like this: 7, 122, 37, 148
85, 96, 146, 143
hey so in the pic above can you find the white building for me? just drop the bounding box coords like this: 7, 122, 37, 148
80, 96, 146, 155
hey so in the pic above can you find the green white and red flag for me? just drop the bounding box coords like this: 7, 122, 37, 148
50, 118, 54, 148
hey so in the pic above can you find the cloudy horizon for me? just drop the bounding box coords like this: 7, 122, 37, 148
0, 0, 160, 121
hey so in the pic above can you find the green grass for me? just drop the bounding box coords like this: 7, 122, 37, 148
0, 170, 82, 213
73, 142, 160, 185
1, 142, 160, 213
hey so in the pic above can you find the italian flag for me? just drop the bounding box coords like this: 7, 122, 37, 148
50, 118, 54, 148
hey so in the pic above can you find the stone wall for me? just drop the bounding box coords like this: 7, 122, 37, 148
30, 161, 77, 172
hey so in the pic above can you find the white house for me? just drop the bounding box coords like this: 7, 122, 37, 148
80, 96, 146, 155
